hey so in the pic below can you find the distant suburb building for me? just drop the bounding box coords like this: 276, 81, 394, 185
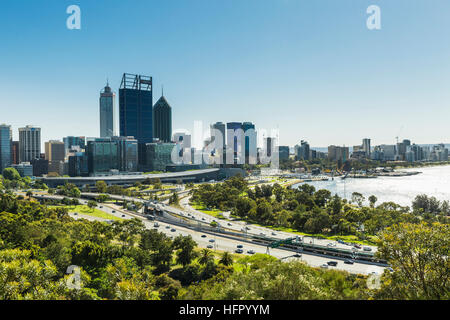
328, 145, 349, 162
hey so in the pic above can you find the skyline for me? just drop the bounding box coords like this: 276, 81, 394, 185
1, 0, 450, 147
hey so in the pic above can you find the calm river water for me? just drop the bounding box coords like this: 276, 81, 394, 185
293, 165, 450, 206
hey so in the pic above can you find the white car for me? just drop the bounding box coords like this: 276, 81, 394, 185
320, 264, 329, 269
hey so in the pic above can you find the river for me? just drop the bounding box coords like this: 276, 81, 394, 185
293, 165, 450, 206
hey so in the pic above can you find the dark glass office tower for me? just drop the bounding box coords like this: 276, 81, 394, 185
243, 122, 256, 164
153, 95, 172, 143
119, 73, 153, 169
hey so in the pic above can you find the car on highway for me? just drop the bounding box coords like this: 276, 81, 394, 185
344, 259, 354, 265
320, 264, 329, 269
363, 247, 372, 251
235, 249, 244, 254
165, 226, 170, 229
112, 210, 116, 213
327, 243, 336, 247
293, 253, 302, 258
327, 261, 338, 266
99, 206, 103, 208
247, 250, 255, 254
227, 223, 232, 226
121, 214, 125, 218
259, 233, 265, 236
201, 235, 207, 238
153, 223, 159, 228
354, 244, 362, 249
271, 232, 277, 236
73, 212, 78, 216
387, 267, 394, 272
171, 228, 176, 232
209, 239, 215, 243
202, 218, 206, 221
236, 245, 243, 249
207, 245, 214, 249
337, 239, 345, 244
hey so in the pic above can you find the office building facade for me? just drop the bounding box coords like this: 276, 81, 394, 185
119, 73, 153, 169
19, 126, 41, 163
86, 136, 138, 175
0, 124, 12, 172
64, 136, 86, 152
146, 142, 175, 172
45, 140, 66, 175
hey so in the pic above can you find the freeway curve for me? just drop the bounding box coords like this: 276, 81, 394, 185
25, 191, 388, 275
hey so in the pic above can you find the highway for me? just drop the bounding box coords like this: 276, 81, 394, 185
24, 191, 386, 275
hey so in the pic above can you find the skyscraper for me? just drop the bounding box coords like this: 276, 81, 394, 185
119, 73, 153, 169
11, 141, 19, 164
362, 138, 371, 157
45, 140, 65, 174
100, 83, 116, 137
153, 95, 172, 143
119, 73, 153, 143
0, 124, 12, 172
226, 122, 244, 165
19, 126, 41, 163
243, 122, 257, 164
211, 122, 226, 165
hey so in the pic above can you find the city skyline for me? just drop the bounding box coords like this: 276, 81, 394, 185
1, 1, 450, 147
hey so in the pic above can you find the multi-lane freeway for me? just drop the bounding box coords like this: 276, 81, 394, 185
24, 190, 387, 275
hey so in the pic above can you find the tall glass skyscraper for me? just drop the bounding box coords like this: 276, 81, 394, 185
119, 74, 153, 143
119, 73, 153, 169
153, 95, 172, 143
100, 83, 116, 137
0, 124, 12, 172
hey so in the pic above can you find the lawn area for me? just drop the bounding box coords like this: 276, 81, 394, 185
50, 205, 122, 221
190, 203, 225, 219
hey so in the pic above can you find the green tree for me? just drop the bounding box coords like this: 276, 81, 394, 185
172, 235, 198, 267
95, 181, 108, 193
219, 252, 233, 266
2, 168, 21, 181
87, 200, 98, 210
375, 222, 450, 300
198, 249, 214, 266
368, 195, 378, 208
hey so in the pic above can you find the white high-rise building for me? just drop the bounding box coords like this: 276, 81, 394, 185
19, 126, 41, 162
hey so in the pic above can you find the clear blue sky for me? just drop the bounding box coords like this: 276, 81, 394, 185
1, 0, 449, 148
